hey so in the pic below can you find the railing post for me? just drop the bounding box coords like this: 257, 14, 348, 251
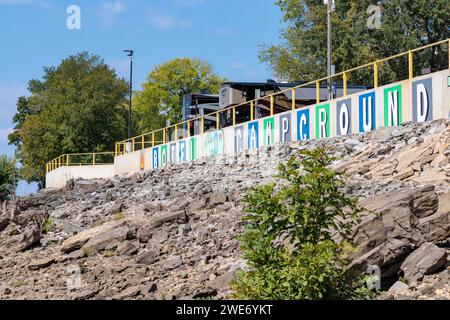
201, 117, 204, 134
216, 112, 220, 130
187, 122, 191, 138
408, 51, 414, 79
373, 61, 379, 89
343, 72, 348, 96
175, 125, 178, 141
152, 132, 155, 147
132, 138, 135, 152
316, 81, 320, 104
448, 39, 450, 70
232, 107, 236, 126
270, 96, 274, 116
291, 89, 296, 111
93, 153, 96, 166
66, 154, 69, 167
141, 135, 145, 149
163, 129, 166, 144
250, 101, 254, 121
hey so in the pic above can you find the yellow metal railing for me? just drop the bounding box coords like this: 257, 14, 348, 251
46, 152, 115, 173
115, 39, 449, 156
45, 39, 450, 173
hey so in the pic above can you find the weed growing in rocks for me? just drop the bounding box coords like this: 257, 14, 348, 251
42, 218, 53, 234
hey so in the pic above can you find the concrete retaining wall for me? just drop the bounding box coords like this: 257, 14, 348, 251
46, 165, 115, 189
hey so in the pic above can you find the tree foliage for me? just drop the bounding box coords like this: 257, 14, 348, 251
0, 155, 19, 203
8, 52, 129, 186
260, 0, 450, 83
134, 58, 226, 134
231, 148, 370, 300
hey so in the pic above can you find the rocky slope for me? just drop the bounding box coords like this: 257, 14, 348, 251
0, 120, 449, 300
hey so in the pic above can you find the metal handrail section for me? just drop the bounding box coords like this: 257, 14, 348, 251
46, 152, 115, 173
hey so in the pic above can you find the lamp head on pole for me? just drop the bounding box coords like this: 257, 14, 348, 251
123, 49, 134, 57
323, 0, 335, 11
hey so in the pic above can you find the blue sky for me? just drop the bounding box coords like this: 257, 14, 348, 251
0, 0, 283, 195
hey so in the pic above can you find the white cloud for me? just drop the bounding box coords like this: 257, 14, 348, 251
174, 0, 206, 8
0, 129, 12, 144
107, 58, 130, 77
146, 7, 192, 30
0, 0, 49, 8
230, 62, 259, 81
214, 26, 233, 37
98, 0, 126, 28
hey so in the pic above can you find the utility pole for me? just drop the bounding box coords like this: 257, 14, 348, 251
325, 0, 334, 100
124, 50, 134, 139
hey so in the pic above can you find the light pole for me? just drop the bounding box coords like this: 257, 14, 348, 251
324, 0, 335, 100
124, 49, 134, 139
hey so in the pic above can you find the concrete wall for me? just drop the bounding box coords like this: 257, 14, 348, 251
47, 69, 450, 186
46, 165, 115, 189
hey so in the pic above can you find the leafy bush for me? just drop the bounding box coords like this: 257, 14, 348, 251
231, 148, 370, 300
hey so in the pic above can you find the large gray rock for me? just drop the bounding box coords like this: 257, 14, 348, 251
61, 221, 121, 253
208, 269, 237, 290
18, 228, 41, 252
81, 226, 129, 252
388, 281, 409, 294
136, 224, 153, 243
136, 249, 160, 265
400, 242, 447, 282
350, 186, 440, 278
418, 192, 450, 242
150, 211, 187, 228
112, 286, 141, 300
28, 256, 56, 270
209, 192, 228, 205
136, 212, 186, 243
165, 255, 182, 270
116, 241, 139, 256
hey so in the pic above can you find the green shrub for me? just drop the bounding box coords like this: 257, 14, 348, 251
42, 218, 53, 234
13, 279, 26, 288
103, 250, 114, 258
231, 148, 371, 300
77, 261, 86, 274
113, 212, 125, 221
82, 247, 95, 258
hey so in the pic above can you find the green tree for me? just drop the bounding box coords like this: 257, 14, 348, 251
231, 148, 370, 300
0, 156, 19, 203
134, 58, 226, 133
8, 52, 129, 186
260, 0, 450, 84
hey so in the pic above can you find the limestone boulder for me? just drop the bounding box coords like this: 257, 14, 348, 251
400, 242, 447, 282
61, 221, 122, 253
